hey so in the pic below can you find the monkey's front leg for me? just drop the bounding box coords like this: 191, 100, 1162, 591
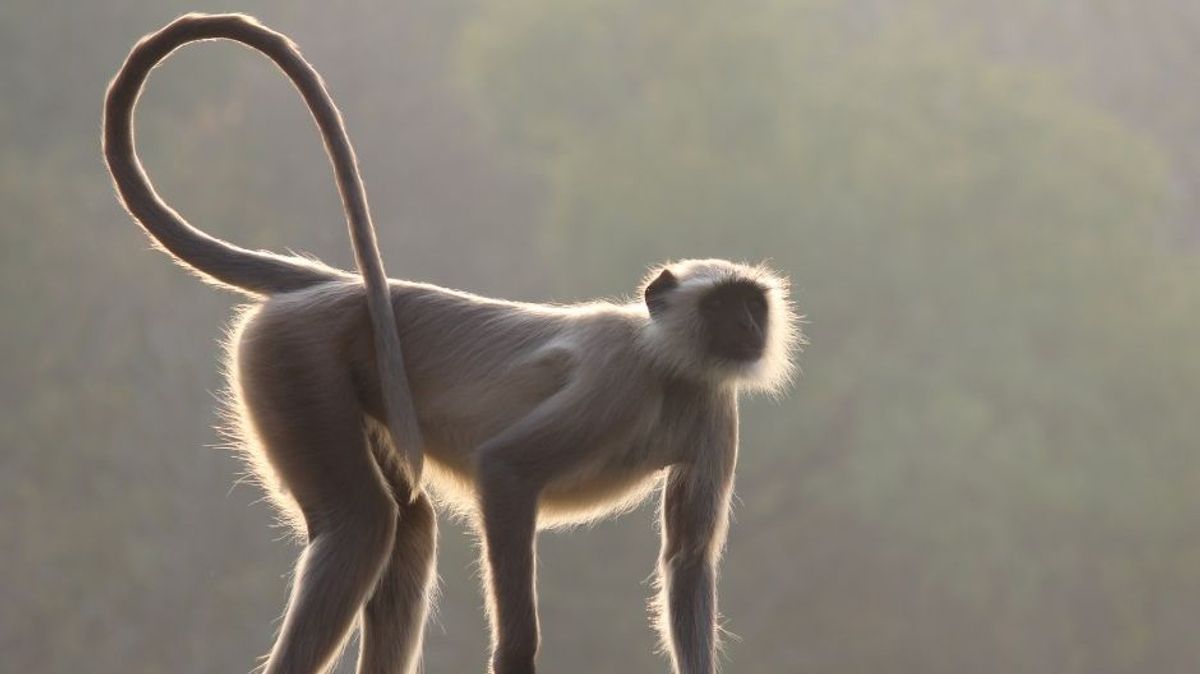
479, 458, 541, 674
472, 382, 621, 673
656, 458, 737, 674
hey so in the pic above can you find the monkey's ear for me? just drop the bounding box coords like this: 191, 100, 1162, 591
645, 268, 678, 318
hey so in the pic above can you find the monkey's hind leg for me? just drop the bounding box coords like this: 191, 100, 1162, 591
357, 473, 438, 674
240, 338, 398, 674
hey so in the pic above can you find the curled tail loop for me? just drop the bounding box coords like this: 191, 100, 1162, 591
104, 13, 424, 495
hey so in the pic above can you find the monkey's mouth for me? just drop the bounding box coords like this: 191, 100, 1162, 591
718, 340, 765, 363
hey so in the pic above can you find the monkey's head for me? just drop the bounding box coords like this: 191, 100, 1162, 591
638, 259, 801, 394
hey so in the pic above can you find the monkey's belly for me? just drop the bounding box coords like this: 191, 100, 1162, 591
537, 468, 665, 528
417, 448, 663, 529
409, 368, 668, 527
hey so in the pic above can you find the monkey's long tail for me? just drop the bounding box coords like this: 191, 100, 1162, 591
103, 13, 355, 296
104, 13, 425, 495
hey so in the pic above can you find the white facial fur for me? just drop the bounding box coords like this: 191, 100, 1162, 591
636, 258, 801, 395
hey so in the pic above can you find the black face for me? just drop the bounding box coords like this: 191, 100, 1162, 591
700, 281, 769, 362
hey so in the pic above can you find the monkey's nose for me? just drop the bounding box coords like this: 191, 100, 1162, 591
739, 308, 763, 339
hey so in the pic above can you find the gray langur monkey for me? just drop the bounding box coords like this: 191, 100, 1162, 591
104, 13, 802, 674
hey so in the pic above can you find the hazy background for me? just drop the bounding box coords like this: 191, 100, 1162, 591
4, 1, 1200, 672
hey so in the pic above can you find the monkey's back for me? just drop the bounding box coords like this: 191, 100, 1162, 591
228, 279, 670, 526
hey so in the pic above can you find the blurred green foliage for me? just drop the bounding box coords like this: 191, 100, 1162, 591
3, 1, 1200, 672
459, 2, 1200, 671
